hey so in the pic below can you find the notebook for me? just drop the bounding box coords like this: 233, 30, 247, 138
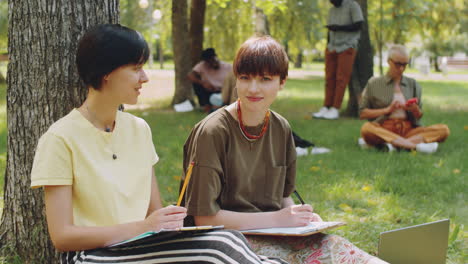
109, 225, 224, 248
241, 221, 345, 236
378, 219, 450, 264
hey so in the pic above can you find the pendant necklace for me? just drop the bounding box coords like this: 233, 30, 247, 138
85, 104, 118, 160
236, 99, 270, 142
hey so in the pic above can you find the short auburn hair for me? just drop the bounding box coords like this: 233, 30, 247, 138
233, 36, 289, 81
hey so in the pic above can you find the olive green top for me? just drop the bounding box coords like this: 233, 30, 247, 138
181, 108, 296, 221
359, 74, 423, 126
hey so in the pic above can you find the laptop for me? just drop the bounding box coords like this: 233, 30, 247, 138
378, 219, 450, 264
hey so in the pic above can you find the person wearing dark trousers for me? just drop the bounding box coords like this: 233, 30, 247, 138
313, 0, 363, 120
188, 48, 232, 113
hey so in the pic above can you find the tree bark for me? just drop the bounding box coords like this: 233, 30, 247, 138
0, 1, 119, 263
345, 0, 373, 117
189, 0, 206, 67
171, 0, 194, 105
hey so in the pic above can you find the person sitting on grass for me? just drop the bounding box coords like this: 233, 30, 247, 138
181, 35, 388, 264
188, 48, 232, 113
30, 24, 286, 264
359, 44, 450, 153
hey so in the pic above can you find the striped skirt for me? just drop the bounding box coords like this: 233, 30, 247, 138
61, 230, 287, 264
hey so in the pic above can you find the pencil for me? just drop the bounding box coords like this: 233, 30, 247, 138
177, 161, 195, 206
293, 190, 305, 205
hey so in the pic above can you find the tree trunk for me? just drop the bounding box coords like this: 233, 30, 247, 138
294, 50, 303, 68
189, 0, 206, 67
171, 0, 194, 105
345, 0, 373, 117
433, 55, 441, 72
157, 40, 164, 69
0, 1, 119, 263
378, 0, 384, 75
255, 7, 270, 36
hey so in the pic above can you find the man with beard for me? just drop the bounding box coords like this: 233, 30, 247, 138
188, 48, 232, 113
313, 0, 363, 120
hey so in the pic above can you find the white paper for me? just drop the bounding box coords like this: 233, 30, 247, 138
241, 222, 345, 235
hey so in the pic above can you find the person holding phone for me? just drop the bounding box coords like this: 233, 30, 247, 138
359, 44, 450, 153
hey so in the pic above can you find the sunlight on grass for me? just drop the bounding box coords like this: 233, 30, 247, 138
271, 77, 467, 261
0, 74, 466, 262
421, 81, 468, 111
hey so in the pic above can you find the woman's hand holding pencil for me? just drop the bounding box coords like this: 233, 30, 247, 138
145, 205, 187, 231
143, 161, 195, 232
274, 190, 323, 227
276, 204, 316, 227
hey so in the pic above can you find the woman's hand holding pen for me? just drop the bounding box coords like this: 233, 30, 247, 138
277, 204, 321, 227
145, 205, 187, 231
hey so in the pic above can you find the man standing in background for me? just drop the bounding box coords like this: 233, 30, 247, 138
313, 0, 363, 120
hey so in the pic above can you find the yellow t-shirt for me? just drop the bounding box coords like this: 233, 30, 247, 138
31, 109, 158, 227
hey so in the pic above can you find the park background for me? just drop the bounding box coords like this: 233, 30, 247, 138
0, 0, 466, 263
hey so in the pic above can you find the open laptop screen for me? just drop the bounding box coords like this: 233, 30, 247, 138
378, 219, 449, 264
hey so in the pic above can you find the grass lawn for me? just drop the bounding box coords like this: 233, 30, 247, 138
130, 77, 467, 263
0, 74, 466, 263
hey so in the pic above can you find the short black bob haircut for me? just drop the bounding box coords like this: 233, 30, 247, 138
76, 24, 149, 90
234, 36, 288, 81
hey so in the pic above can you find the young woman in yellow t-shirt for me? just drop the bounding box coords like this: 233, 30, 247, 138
31, 24, 285, 263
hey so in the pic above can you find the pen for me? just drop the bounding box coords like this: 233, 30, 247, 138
293, 190, 305, 205
177, 161, 195, 206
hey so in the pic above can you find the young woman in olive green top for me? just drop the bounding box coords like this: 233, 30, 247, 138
182, 36, 388, 264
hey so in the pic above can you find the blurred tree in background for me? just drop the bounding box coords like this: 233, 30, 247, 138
267, 0, 323, 68
368, 0, 467, 73
0, 1, 6, 54
118, 0, 468, 71
417, 0, 467, 71
171, 0, 193, 104
0, 0, 7, 83
0, 0, 466, 71
0, 0, 466, 99
121, 0, 172, 68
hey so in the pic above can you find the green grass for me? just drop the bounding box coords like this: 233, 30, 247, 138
0, 76, 466, 263
130, 77, 467, 263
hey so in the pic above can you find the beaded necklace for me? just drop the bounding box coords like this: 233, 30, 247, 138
85, 104, 118, 160
236, 99, 270, 141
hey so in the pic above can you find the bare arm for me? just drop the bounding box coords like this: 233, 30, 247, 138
404, 103, 423, 119
360, 107, 391, 120
187, 71, 203, 85
360, 100, 400, 120
146, 170, 163, 216
194, 198, 315, 230
187, 71, 216, 91
45, 175, 186, 252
